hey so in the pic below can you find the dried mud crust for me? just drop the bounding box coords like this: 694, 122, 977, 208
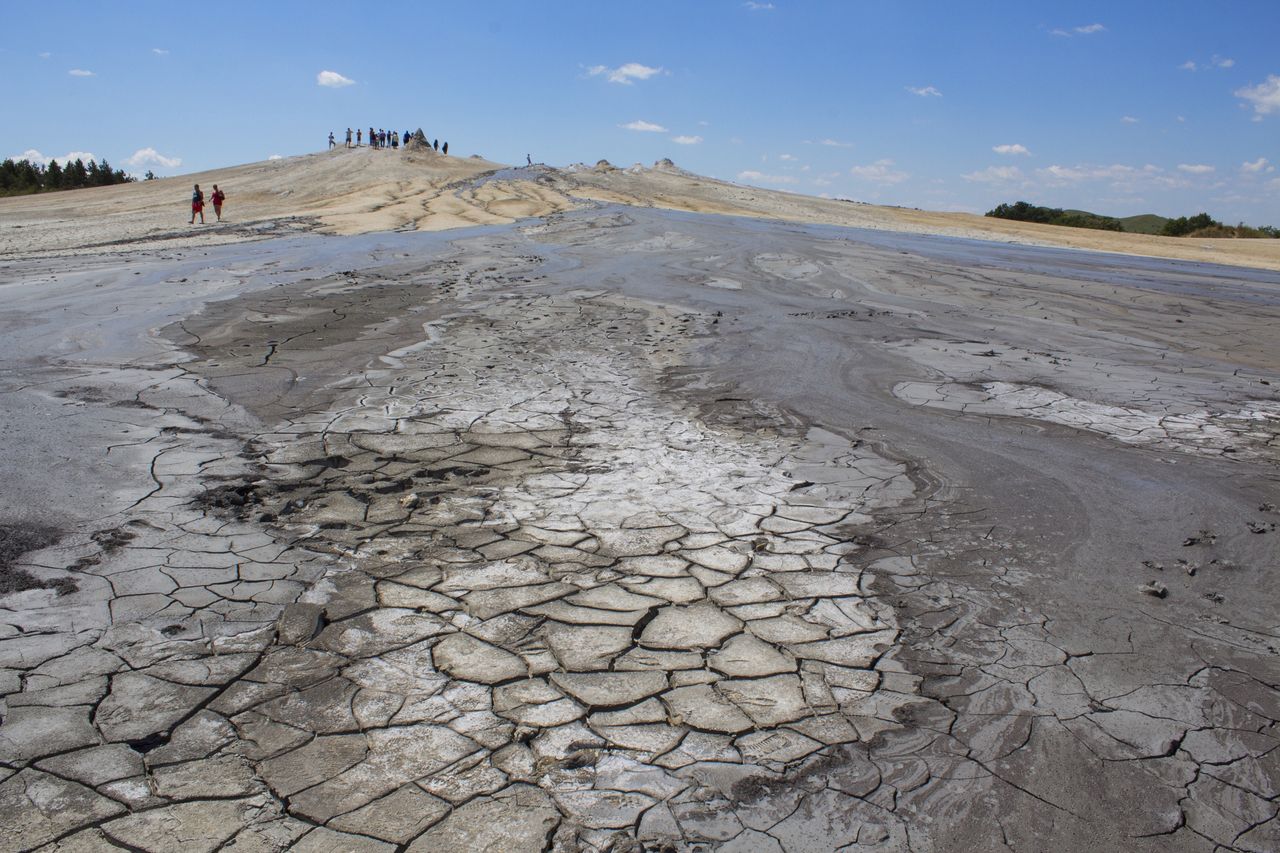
186, 290, 925, 850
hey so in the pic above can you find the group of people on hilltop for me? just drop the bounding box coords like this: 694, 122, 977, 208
330, 128, 447, 155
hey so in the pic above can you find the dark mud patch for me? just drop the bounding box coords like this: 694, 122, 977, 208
0, 523, 77, 596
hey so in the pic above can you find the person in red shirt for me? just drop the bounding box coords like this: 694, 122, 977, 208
190, 184, 204, 224
210, 185, 226, 221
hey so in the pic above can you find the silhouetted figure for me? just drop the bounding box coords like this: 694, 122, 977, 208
403, 130, 410, 145
391, 132, 398, 149
328, 132, 335, 149
190, 184, 204, 224
357, 129, 362, 145
346, 128, 353, 148
442, 142, 448, 155
433, 139, 438, 151
526, 154, 531, 166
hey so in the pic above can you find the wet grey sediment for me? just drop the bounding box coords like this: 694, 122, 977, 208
0, 206, 1277, 851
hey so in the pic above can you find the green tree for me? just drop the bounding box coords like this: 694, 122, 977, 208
44, 159, 63, 190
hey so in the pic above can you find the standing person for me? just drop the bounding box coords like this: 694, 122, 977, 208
526, 153, 532, 166
328, 131, 336, 149
432, 138, 438, 151
403, 130, 410, 145
356, 128, 362, 146
391, 131, 398, 150
346, 127, 353, 148
210, 184, 226, 221
190, 184, 204, 224
370, 127, 376, 148
442, 141, 448, 155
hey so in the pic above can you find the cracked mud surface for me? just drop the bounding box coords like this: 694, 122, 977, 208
1, 204, 1278, 852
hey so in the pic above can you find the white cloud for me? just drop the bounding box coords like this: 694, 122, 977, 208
316, 70, 355, 88
993, 144, 1030, 156
620, 120, 667, 132
587, 62, 664, 85
962, 166, 1024, 183
737, 170, 797, 185
268, 154, 283, 161
152, 48, 169, 56
849, 159, 909, 184
1052, 23, 1105, 37
906, 85, 942, 97
744, 1, 775, 8
68, 69, 94, 77
779, 153, 797, 161
1121, 115, 1139, 124
671, 135, 702, 145
1236, 75, 1280, 118
10, 148, 96, 166
38, 52, 50, 59
1242, 157, 1273, 174
1039, 163, 1141, 183
1182, 56, 1235, 72
1177, 163, 1215, 174
125, 147, 182, 169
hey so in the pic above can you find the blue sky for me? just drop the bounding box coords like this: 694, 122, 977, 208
4, 1, 1278, 223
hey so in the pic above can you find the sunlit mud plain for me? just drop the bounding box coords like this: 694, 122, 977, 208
2, 172, 1278, 852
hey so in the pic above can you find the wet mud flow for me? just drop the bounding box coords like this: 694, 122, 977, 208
0, 206, 1277, 851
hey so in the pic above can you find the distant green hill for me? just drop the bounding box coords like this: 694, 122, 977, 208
1118, 214, 1170, 235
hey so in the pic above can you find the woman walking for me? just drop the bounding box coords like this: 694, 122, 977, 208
210, 184, 226, 222
190, 184, 204, 224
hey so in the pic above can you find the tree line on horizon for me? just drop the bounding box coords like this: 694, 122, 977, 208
987, 200, 1279, 238
0, 157, 134, 197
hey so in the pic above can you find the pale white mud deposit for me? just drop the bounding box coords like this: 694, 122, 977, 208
1, 202, 1279, 852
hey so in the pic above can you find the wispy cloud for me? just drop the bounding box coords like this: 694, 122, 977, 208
1181, 55, 1235, 72
1236, 75, 1280, 120
587, 62, 664, 85
268, 154, 283, 161
779, 153, 797, 161
1241, 157, 1273, 174
849, 159, 909, 184
152, 48, 169, 56
317, 70, 355, 88
1177, 163, 1215, 174
1036, 164, 1183, 191
744, 1, 775, 9
620, 120, 667, 132
817, 138, 853, 148
125, 147, 182, 169
962, 166, 1024, 183
38, 52, 50, 59
671, 135, 702, 145
737, 170, 797, 185
619, 119, 670, 133
68, 69, 94, 77
1121, 115, 1139, 124
906, 85, 942, 97
1052, 23, 1106, 37
993, 144, 1030, 156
